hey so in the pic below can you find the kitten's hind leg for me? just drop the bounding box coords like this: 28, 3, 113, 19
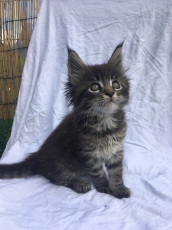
66, 178, 91, 194
47, 175, 91, 194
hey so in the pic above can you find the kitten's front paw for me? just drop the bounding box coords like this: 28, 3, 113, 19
111, 186, 131, 199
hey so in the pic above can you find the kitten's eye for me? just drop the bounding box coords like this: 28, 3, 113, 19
112, 81, 122, 90
90, 83, 100, 91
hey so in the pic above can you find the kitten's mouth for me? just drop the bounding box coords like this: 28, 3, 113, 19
108, 98, 114, 103
103, 97, 116, 107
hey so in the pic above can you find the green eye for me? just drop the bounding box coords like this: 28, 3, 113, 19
112, 81, 121, 90
90, 83, 100, 91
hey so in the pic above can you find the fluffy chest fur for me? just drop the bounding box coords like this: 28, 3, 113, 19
92, 135, 124, 161
79, 113, 126, 162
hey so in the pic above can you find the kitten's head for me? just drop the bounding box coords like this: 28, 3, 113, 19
65, 43, 129, 115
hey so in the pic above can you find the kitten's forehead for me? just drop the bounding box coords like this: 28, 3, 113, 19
89, 65, 118, 86
90, 66, 107, 78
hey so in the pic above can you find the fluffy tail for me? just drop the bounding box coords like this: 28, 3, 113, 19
0, 154, 39, 179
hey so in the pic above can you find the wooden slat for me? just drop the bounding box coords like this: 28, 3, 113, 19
0, 0, 4, 118
0, 0, 41, 120
13, 0, 19, 112
5, 0, 8, 119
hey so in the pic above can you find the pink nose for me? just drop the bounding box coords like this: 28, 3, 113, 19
105, 92, 114, 97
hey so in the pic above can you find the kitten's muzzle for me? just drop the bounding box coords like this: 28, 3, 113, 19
104, 96, 115, 104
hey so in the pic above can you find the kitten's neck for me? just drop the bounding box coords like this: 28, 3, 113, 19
75, 108, 125, 133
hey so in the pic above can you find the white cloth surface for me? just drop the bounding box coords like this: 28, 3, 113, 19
1, 0, 172, 229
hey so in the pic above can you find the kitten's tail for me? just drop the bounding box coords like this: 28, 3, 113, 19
0, 154, 39, 179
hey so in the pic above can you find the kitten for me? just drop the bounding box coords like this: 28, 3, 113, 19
0, 43, 130, 199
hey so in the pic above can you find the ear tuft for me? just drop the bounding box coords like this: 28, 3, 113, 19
67, 46, 74, 55
67, 47, 87, 84
108, 42, 124, 68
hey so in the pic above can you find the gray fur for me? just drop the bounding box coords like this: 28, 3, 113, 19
0, 43, 130, 198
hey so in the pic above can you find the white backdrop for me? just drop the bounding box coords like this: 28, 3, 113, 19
0, 0, 172, 229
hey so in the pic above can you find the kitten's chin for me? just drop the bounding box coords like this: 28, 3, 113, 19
102, 102, 119, 114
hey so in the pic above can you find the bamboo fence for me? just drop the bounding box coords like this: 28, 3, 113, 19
0, 0, 41, 120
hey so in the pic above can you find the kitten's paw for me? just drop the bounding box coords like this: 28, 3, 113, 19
75, 180, 91, 193
111, 186, 131, 199
96, 185, 130, 199
68, 179, 91, 194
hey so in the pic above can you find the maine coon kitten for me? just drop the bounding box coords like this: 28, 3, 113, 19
0, 43, 130, 199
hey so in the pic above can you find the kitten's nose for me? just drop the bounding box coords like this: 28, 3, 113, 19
105, 91, 114, 97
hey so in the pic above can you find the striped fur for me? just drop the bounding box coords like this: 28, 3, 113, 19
0, 44, 130, 198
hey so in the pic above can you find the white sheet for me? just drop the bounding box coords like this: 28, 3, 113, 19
1, 0, 172, 229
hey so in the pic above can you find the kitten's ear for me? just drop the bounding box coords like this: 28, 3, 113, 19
67, 48, 87, 84
108, 43, 124, 68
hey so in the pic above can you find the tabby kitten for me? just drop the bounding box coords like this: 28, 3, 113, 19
0, 43, 130, 199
